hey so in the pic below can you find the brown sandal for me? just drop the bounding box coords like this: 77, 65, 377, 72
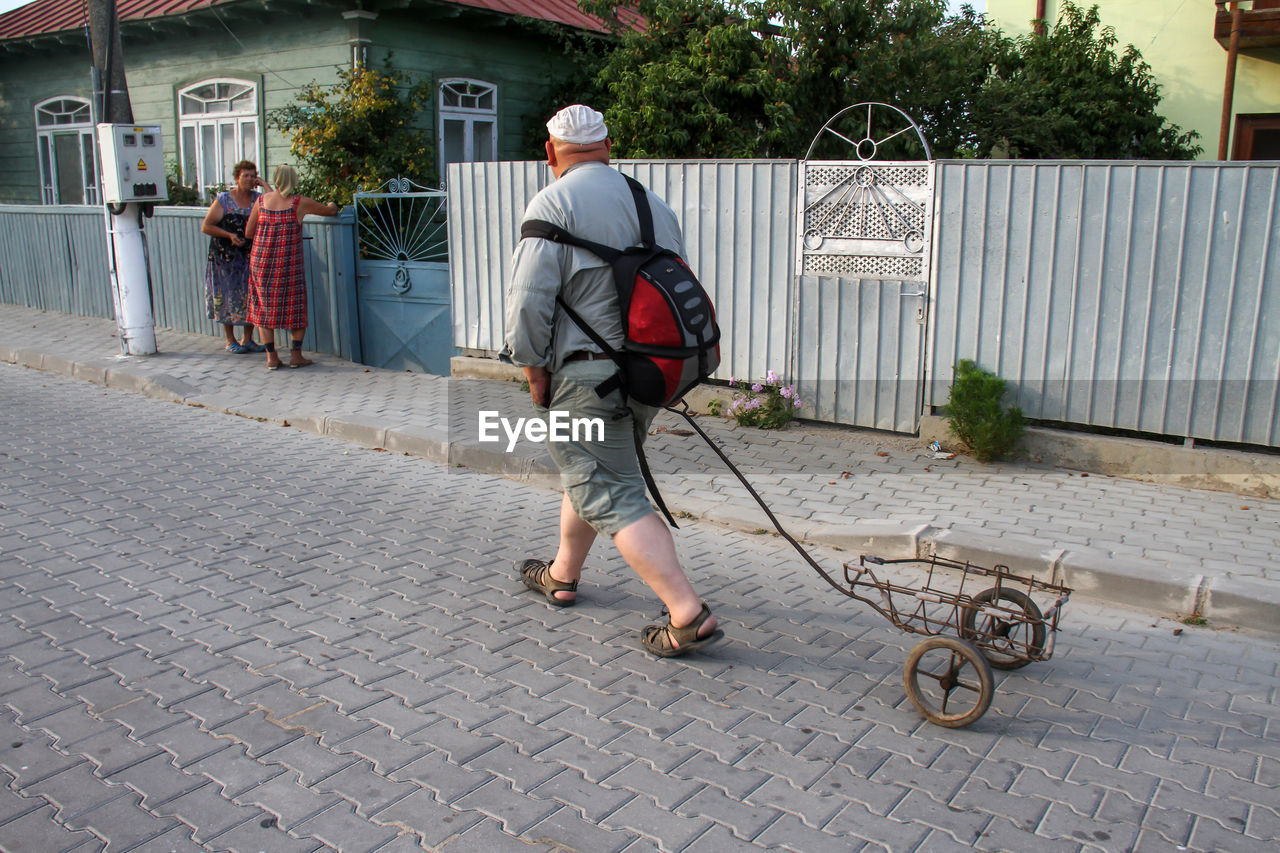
519, 559, 577, 607
641, 603, 723, 657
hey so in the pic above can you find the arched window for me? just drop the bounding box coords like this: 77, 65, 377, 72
35, 97, 98, 204
178, 78, 260, 200
439, 79, 497, 180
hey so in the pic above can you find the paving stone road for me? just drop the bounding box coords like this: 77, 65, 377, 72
1, 363, 1277, 852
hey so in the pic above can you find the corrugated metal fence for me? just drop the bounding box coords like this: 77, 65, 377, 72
929, 161, 1280, 447
0, 204, 360, 361
447, 159, 944, 433
0, 205, 114, 319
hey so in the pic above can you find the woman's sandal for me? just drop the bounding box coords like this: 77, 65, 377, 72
519, 559, 577, 607
641, 603, 724, 657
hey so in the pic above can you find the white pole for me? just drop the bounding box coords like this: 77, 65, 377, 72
104, 202, 157, 355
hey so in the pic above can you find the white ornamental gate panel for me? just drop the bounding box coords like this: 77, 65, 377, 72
796, 160, 934, 282
793, 159, 935, 432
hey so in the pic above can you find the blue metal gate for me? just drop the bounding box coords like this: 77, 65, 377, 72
354, 178, 455, 374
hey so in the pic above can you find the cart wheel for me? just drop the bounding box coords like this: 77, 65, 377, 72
903, 636, 994, 728
961, 587, 1047, 670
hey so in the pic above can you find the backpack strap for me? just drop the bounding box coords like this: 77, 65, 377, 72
622, 175, 655, 250
634, 435, 679, 528
521, 220, 621, 263
553, 294, 624, 398
521, 174, 654, 251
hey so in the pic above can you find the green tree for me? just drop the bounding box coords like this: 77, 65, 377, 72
573, 0, 1009, 159
972, 2, 1200, 159
269, 63, 436, 205
580, 0, 792, 158
775, 0, 1007, 159
560, 0, 1197, 160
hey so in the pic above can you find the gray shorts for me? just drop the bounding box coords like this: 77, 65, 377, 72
539, 359, 658, 536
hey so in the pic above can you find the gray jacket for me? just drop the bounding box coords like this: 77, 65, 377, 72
505, 161, 686, 374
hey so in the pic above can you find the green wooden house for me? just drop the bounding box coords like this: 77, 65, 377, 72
0, 0, 609, 204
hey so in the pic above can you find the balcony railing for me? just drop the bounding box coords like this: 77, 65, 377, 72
1215, 0, 1280, 50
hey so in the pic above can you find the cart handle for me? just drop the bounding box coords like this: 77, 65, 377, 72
667, 402, 854, 598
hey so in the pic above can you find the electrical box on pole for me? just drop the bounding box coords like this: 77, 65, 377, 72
88, 0, 157, 356
96, 124, 168, 203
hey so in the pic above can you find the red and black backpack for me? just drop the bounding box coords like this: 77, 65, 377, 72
520, 174, 720, 408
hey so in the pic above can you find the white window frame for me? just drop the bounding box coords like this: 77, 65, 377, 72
438, 78, 497, 181
177, 77, 261, 200
34, 96, 98, 205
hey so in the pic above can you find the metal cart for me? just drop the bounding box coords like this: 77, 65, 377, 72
843, 555, 1071, 727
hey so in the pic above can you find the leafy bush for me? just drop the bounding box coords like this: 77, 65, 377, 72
945, 360, 1025, 462
726, 370, 802, 429
268, 61, 436, 206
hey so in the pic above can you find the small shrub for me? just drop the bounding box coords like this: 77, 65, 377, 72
727, 370, 802, 430
706, 397, 723, 416
945, 359, 1025, 462
165, 160, 202, 206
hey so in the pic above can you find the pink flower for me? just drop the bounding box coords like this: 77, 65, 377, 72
780, 385, 793, 399
766, 369, 778, 384
793, 398, 802, 409
728, 376, 737, 387
751, 382, 763, 393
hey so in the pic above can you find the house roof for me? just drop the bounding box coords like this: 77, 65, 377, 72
0, 0, 621, 44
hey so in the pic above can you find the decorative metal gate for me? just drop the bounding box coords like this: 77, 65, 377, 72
353, 178, 455, 374
792, 103, 935, 432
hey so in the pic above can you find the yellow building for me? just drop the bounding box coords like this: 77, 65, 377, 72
985, 1, 1280, 159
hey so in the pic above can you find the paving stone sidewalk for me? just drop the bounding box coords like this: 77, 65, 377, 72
2, 304, 1278, 634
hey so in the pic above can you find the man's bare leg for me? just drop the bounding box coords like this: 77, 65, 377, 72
613, 512, 717, 644
545, 494, 595, 603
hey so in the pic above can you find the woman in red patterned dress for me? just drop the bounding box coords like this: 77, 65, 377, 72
245, 164, 339, 369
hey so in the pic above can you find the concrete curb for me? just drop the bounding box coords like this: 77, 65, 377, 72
384, 426, 450, 464
1058, 547, 1204, 618
1205, 575, 1280, 634
8, 347, 1278, 636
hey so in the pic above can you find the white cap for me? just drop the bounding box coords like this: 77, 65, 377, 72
546, 104, 608, 144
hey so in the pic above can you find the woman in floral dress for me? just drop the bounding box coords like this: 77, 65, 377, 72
201, 160, 267, 353
245, 164, 339, 369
